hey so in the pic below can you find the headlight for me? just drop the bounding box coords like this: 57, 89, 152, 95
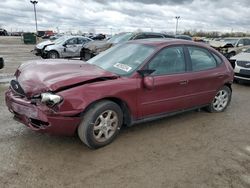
41, 93, 62, 106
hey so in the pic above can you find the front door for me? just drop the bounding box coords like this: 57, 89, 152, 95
63, 37, 79, 57
138, 46, 192, 118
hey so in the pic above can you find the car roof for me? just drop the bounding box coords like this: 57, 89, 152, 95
224, 37, 250, 40
127, 38, 210, 48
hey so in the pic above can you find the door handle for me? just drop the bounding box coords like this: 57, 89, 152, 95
179, 80, 188, 85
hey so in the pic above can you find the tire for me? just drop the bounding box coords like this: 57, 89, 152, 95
47, 51, 59, 59
206, 86, 232, 112
78, 100, 123, 149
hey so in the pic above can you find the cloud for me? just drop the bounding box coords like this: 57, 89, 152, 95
0, 0, 249, 34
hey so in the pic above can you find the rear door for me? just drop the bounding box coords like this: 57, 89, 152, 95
184, 45, 225, 107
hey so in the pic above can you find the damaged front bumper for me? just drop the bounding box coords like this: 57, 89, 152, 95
5, 89, 81, 136
33, 47, 43, 56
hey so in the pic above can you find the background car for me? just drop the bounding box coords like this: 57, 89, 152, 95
210, 37, 250, 58
6, 39, 234, 149
80, 32, 175, 60
230, 48, 250, 82
175, 35, 192, 41
43, 36, 93, 59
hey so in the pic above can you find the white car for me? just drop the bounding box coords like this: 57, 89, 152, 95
43, 36, 93, 59
230, 48, 250, 82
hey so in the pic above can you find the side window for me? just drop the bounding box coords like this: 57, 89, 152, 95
66, 38, 77, 45
188, 46, 217, 71
133, 34, 146, 40
148, 46, 186, 75
238, 39, 244, 46
212, 53, 222, 65
145, 34, 164, 39
78, 38, 87, 44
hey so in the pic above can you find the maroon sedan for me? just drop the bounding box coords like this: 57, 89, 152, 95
5, 39, 234, 149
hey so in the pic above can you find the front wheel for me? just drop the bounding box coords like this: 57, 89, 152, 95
206, 86, 232, 112
78, 100, 123, 149
47, 51, 59, 59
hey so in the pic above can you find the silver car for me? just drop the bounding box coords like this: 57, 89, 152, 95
210, 37, 250, 58
44, 36, 92, 59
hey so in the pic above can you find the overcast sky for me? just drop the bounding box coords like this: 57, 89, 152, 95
0, 0, 250, 34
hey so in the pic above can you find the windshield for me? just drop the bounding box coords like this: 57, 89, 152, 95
222, 38, 238, 46
87, 43, 156, 76
54, 36, 67, 44
107, 33, 133, 44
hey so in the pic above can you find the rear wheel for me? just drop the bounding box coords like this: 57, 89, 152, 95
47, 51, 59, 59
78, 100, 123, 149
206, 86, 231, 112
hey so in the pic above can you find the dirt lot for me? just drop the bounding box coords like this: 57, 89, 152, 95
0, 36, 41, 75
0, 37, 250, 188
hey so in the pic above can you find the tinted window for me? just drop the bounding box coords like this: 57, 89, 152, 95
148, 46, 186, 75
145, 34, 164, 39
133, 34, 146, 40
188, 46, 217, 71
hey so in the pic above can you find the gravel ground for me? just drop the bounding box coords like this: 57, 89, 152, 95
0, 37, 250, 188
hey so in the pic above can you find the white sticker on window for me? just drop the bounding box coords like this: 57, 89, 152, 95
113, 63, 132, 72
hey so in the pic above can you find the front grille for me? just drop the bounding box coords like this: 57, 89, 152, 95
10, 80, 26, 97
29, 118, 49, 129
236, 61, 250, 68
235, 73, 250, 78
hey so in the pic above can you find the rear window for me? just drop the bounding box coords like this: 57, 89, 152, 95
188, 46, 217, 71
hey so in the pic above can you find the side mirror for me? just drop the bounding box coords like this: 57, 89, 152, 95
143, 76, 155, 90
238, 43, 243, 47
63, 43, 67, 47
137, 69, 155, 90
0, 57, 4, 69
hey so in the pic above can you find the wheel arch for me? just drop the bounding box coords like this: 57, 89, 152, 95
224, 82, 232, 91
48, 50, 60, 58
80, 97, 133, 127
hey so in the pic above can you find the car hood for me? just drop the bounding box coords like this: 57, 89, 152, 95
209, 41, 234, 48
36, 40, 54, 49
15, 59, 118, 98
230, 52, 250, 61
44, 44, 60, 51
83, 40, 113, 53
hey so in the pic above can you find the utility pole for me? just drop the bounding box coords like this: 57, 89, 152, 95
175, 16, 180, 35
30, 1, 38, 34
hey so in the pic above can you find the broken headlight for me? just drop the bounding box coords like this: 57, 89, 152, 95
41, 93, 62, 106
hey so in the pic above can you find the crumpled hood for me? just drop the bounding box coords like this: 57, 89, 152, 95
15, 59, 118, 98
209, 40, 234, 48
36, 40, 54, 49
83, 40, 113, 53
